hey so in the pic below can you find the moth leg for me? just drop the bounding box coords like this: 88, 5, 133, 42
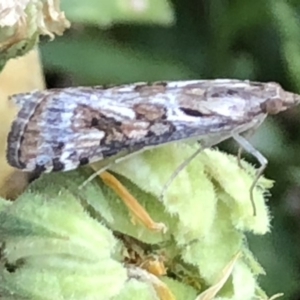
159, 138, 220, 201
236, 128, 256, 168
159, 147, 204, 201
232, 132, 268, 216
100, 171, 167, 233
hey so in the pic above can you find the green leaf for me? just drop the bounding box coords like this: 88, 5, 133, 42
41, 35, 194, 85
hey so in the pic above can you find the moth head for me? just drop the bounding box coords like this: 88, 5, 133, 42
260, 87, 300, 115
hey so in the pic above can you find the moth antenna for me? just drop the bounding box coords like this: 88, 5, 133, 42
232, 132, 268, 216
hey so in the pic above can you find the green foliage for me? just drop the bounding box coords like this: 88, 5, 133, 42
0, 145, 273, 299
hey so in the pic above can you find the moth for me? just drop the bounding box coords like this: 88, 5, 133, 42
6, 79, 300, 216
7, 79, 299, 172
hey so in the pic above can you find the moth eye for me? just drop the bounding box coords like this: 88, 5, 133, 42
91, 117, 99, 127
180, 107, 204, 117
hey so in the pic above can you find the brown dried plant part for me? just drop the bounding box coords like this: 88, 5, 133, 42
195, 252, 241, 300
128, 266, 176, 300
100, 171, 167, 232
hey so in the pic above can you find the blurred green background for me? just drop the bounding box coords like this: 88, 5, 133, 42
40, 0, 300, 298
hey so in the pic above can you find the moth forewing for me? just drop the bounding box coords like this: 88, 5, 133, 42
6, 79, 300, 218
